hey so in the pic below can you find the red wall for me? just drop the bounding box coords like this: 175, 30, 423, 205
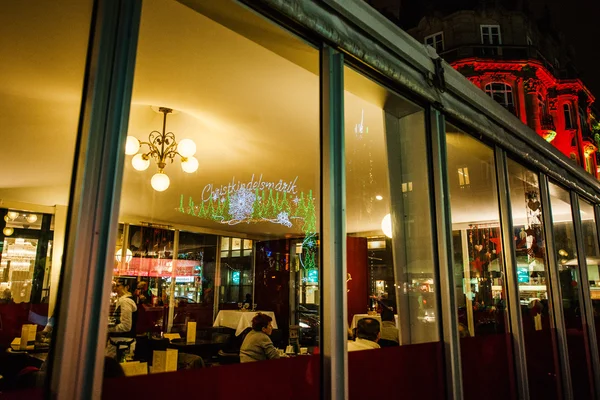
346, 237, 368, 325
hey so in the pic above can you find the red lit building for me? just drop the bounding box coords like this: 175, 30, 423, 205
378, 0, 600, 177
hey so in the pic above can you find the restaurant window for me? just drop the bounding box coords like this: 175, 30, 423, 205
344, 66, 444, 399
485, 83, 514, 113
0, 0, 92, 393
506, 158, 560, 399
548, 183, 595, 399
577, 199, 600, 389
102, 0, 320, 395
424, 31, 444, 53
446, 124, 514, 399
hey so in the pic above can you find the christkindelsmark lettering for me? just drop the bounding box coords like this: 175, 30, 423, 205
201, 174, 298, 202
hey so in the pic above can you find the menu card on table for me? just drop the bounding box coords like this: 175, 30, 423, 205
120, 361, 148, 376
152, 349, 178, 373
186, 322, 196, 344
20, 324, 37, 350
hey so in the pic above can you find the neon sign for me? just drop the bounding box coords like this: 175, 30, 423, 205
177, 175, 318, 269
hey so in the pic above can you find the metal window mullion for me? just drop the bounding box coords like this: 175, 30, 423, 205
49, 0, 142, 399
429, 107, 462, 400
494, 146, 529, 400
571, 192, 600, 399
540, 174, 573, 400
320, 45, 347, 400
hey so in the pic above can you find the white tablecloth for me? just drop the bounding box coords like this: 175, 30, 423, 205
213, 310, 278, 336
350, 314, 399, 330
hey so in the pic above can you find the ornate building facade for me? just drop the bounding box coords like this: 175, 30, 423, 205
391, 1, 600, 177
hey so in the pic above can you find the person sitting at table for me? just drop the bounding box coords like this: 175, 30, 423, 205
348, 318, 380, 352
106, 279, 138, 359
134, 280, 153, 305
378, 306, 399, 347
239, 313, 281, 363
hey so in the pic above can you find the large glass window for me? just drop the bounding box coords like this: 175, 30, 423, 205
102, 0, 320, 395
344, 67, 444, 398
0, 0, 92, 393
506, 159, 560, 399
447, 124, 513, 399
548, 183, 594, 399
578, 198, 600, 394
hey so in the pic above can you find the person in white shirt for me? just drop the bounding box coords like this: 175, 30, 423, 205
106, 279, 138, 359
348, 318, 381, 351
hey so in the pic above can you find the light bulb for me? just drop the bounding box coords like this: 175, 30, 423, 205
3, 227, 14, 236
125, 136, 140, 155
26, 214, 37, 224
177, 139, 197, 158
381, 213, 392, 238
181, 156, 199, 173
151, 172, 170, 192
132, 154, 150, 171
6, 211, 19, 220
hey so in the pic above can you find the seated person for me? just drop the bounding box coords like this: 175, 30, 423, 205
348, 318, 380, 351
239, 313, 281, 363
135, 281, 153, 305
379, 307, 399, 346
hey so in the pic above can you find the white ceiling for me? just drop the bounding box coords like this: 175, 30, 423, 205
0, 0, 583, 241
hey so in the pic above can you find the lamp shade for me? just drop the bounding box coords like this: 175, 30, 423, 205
181, 156, 199, 173
25, 214, 38, 224
3, 227, 14, 236
6, 211, 19, 220
125, 136, 140, 155
177, 139, 197, 157
151, 172, 170, 192
381, 213, 392, 238
132, 154, 150, 171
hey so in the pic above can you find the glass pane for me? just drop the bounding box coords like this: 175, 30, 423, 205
553, 193, 596, 399
345, 66, 444, 398
0, 0, 92, 393
102, 0, 320, 395
506, 159, 560, 398
447, 124, 514, 399
580, 199, 600, 364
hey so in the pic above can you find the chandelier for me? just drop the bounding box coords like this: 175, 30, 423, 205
124, 107, 198, 191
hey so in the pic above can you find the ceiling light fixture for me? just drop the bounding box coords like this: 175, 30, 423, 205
375, 195, 383, 201
125, 107, 198, 192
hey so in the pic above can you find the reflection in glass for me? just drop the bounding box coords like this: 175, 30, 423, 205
562, 196, 597, 399
506, 159, 559, 399
580, 200, 600, 358
344, 66, 444, 397
446, 124, 512, 399
0, 0, 92, 392
102, 0, 321, 392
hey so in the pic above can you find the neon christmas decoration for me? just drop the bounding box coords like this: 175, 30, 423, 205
177, 178, 318, 270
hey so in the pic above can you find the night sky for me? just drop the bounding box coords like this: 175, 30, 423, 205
545, 0, 600, 102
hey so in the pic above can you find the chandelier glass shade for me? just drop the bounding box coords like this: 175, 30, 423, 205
125, 107, 198, 191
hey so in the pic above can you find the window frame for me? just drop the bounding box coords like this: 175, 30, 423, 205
424, 31, 444, 53
480, 24, 502, 45
484, 82, 514, 111
564, 103, 575, 130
